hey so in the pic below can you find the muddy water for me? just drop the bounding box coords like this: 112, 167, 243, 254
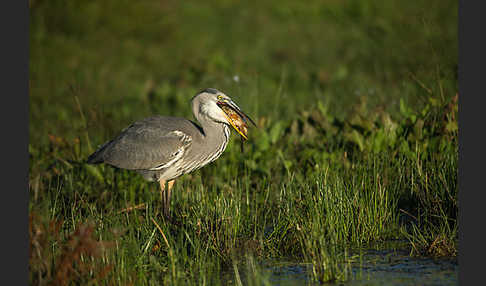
257, 248, 457, 286
347, 248, 457, 286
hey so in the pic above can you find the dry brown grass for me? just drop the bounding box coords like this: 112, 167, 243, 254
29, 213, 114, 285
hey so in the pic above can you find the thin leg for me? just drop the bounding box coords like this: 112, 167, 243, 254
159, 179, 166, 202
159, 179, 175, 217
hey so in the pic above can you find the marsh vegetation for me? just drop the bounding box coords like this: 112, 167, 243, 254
29, 0, 457, 284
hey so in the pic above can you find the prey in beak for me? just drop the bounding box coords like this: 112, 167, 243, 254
217, 98, 256, 144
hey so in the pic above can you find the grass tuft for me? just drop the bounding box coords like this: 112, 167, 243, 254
29, 213, 114, 285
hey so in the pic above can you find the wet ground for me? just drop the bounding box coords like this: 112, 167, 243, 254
347, 248, 457, 286
257, 247, 458, 286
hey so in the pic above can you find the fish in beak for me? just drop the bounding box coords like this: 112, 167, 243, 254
217, 99, 256, 141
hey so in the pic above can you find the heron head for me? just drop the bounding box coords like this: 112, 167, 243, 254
192, 88, 256, 139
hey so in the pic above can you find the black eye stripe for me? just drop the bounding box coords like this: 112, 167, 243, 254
203, 88, 219, 94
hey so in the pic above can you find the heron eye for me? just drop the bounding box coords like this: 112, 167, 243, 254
217, 95, 223, 100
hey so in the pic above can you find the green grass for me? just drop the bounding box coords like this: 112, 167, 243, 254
29, 0, 457, 284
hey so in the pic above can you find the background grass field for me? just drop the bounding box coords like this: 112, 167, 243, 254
29, 0, 458, 284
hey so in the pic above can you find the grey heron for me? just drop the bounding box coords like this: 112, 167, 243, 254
87, 88, 255, 216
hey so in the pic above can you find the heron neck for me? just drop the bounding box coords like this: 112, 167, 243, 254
200, 118, 229, 145
197, 117, 231, 162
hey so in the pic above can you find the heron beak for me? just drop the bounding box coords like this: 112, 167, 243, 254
217, 99, 256, 140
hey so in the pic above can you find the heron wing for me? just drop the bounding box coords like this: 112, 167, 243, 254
89, 116, 195, 170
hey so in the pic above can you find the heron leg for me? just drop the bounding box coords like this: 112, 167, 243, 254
159, 179, 175, 217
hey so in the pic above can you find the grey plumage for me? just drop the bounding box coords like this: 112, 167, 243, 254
88, 116, 197, 180
87, 88, 255, 216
